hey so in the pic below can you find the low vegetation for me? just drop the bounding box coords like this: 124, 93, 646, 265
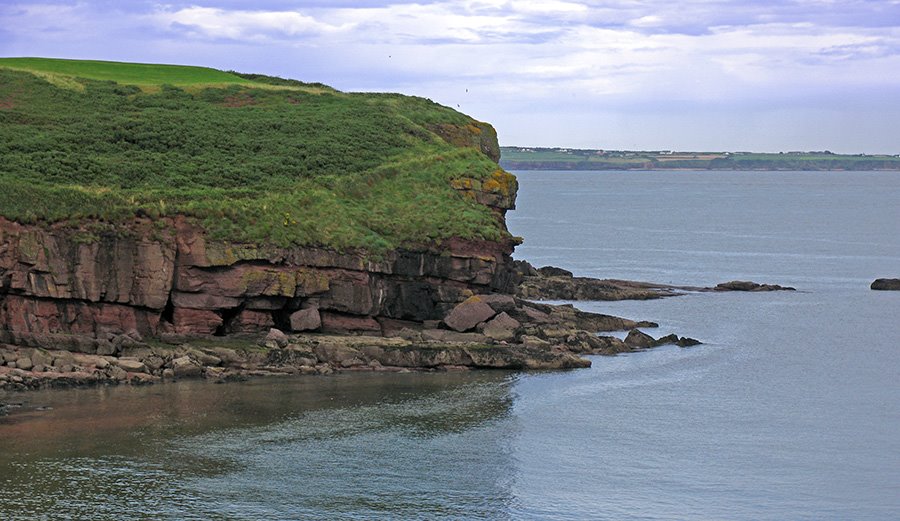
0, 58, 506, 251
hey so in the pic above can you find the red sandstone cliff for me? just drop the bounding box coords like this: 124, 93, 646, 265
0, 169, 519, 352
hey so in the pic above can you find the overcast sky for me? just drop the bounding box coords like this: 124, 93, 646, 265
2, 1, 899, 153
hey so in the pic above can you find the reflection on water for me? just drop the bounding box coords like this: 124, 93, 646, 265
3, 170, 899, 520
1, 372, 519, 520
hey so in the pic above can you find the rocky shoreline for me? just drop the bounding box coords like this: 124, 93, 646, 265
1, 261, 815, 396
1, 292, 698, 393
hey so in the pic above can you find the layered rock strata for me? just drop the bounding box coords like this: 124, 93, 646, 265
0, 200, 519, 351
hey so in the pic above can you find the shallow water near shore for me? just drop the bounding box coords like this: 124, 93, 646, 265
2, 170, 899, 520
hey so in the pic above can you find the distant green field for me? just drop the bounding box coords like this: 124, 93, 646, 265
0, 57, 260, 87
0, 58, 507, 251
500, 147, 900, 171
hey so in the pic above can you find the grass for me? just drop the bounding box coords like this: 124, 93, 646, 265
0, 57, 259, 87
0, 58, 509, 251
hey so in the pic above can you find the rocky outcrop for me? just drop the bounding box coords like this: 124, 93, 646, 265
515, 261, 684, 300
713, 280, 795, 292
515, 261, 796, 301
1, 290, 699, 391
624, 329, 701, 349
871, 278, 900, 291
428, 121, 501, 163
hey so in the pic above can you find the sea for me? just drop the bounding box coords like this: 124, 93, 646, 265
1, 170, 898, 520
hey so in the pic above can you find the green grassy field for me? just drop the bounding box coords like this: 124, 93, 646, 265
0, 58, 507, 251
0, 57, 258, 87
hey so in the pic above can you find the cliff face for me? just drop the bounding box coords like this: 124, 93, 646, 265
0, 167, 518, 352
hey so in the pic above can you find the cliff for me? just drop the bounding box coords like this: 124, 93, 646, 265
0, 211, 518, 351
0, 58, 521, 351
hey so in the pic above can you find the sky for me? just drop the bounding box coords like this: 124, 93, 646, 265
2, 1, 899, 153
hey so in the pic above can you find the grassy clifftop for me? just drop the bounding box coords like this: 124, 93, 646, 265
0, 58, 510, 251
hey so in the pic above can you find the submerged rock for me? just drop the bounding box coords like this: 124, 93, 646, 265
871, 278, 900, 290
714, 280, 795, 292
515, 260, 797, 300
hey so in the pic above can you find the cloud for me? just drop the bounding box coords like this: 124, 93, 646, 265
2, 0, 899, 151
153, 6, 354, 42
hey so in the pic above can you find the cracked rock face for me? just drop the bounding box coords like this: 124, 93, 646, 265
0, 210, 519, 351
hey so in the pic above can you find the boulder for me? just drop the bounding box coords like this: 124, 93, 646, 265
477, 294, 517, 313
183, 348, 222, 367
114, 358, 147, 373
871, 278, 900, 291
537, 266, 574, 278
15, 357, 33, 371
144, 355, 166, 371
171, 356, 202, 378
290, 308, 321, 332
443, 296, 497, 332
480, 312, 521, 341
624, 329, 655, 348
30, 349, 53, 368
264, 328, 290, 348
203, 347, 243, 365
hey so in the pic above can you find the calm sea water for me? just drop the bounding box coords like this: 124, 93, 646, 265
2, 170, 899, 520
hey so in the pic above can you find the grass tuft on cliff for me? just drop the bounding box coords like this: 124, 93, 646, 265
0, 57, 509, 251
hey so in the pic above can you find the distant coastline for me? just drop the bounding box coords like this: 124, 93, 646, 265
500, 146, 900, 171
